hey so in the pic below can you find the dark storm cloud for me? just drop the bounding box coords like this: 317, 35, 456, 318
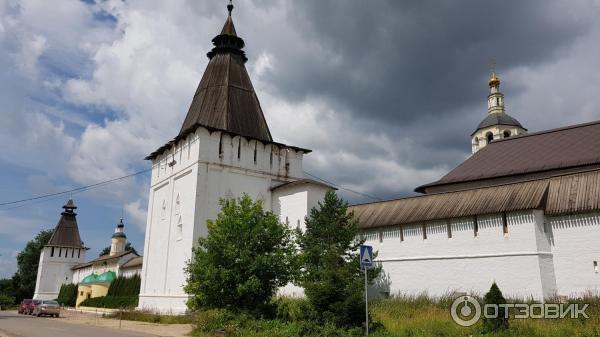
201, 1, 597, 202
275, 1, 587, 125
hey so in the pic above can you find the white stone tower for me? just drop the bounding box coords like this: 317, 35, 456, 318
33, 199, 86, 300
137, 2, 330, 313
110, 218, 127, 256
471, 71, 527, 153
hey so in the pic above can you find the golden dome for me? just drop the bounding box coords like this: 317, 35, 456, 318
488, 72, 500, 87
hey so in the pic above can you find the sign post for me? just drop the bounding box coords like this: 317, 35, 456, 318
360, 245, 373, 336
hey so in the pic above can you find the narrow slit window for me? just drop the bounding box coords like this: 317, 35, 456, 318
237, 139, 241, 159
218, 135, 223, 157
253, 143, 257, 163
422, 224, 427, 240
296, 219, 301, 230
379, 230, 383, 243
473, 216, 479, 237
72, 248, 75, 258
399, 226, 404, 242
59, 248, 62, 257
269, 152, 273, 167
447, 221, 452, 239
77, 249, 81, 258
51, 247, 54, 257
594, 261, 598, 274
502, 212, 509, 235
285, 216, 289, 225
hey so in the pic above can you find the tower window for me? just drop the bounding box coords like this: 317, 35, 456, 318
594, 261, 598, 274
503, 130, 511, 138
237, 139, 241, 159
486, 132, 494, 143
422, 224, 427, 240
447, 221, 452, 239
253, 143, 257, 163
59, 248, 62, 257
473, 216, 479, 237
502, 212, 509, 236
51, 247, 54, 257
399, 226, 404, 242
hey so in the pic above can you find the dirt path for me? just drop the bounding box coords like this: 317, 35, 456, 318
58, 309, 192, 337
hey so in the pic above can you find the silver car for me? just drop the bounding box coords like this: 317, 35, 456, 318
32, 300, 60, 317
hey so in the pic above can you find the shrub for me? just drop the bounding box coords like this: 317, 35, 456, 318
107, 274, 141, 297
0, 294, 15, 310
482, 282, 509, 333
79, 295, 138, 309
57, 283, 78, 307
274, 297, 313, 322
185, 194, 295, 316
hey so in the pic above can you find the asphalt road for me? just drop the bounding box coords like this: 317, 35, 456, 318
0, 311, 156, 337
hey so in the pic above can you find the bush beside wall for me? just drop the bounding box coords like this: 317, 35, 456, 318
107, 274, 141, 297
57, 283, 78, 307
79, 295, 138, 309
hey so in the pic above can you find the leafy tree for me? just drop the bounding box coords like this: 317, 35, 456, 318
99, 242, 138, 257
0, 294, 15, 309
482, 282, 509, 333
12, 230, 53, 302
184, 194, 295, 315
297, 191, 381, 328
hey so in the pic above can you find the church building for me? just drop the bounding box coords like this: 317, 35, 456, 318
137, 3, 331, 313
352, 72, 600, 300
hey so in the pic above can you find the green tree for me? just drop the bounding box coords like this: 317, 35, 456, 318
13, 230, 53, 302
184, 194, 295, 315
57, 283, 78, 307
99, 242, 138, 257
297, 191, 380, 328
482, 282, 509, 333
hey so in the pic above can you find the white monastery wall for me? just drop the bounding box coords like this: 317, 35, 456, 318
34, 246, 85, 300
364, 210, 558, 299
139, 127, 308, 313
548, 212, 600, 297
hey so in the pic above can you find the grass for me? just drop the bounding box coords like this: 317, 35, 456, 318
103, 309, 193, 324
189, 294, 600, 337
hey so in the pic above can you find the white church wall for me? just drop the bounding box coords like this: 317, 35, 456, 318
365, 211, 551, 299
34, 246, 85, 300
548, 212, 600, 297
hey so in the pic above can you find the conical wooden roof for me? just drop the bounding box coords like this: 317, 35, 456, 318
46, 199, 84, 248
178, 4, 272, 142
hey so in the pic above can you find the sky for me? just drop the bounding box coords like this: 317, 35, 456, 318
2, 0, 600, 278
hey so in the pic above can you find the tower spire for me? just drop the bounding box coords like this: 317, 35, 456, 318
487, 70, 504, 114
227, 0, 233, 16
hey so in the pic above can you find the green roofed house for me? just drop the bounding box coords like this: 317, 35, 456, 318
72, 219, 142, 307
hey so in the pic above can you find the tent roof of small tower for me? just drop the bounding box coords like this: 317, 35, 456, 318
270, 178, 337, 191
46, 199, 84, 248
417, 120, 600, 193
71, 250, 138, 270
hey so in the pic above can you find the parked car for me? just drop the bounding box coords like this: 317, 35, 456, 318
18, 299, 32, 314
25, 299, 40, 315
32, 300, 60, 317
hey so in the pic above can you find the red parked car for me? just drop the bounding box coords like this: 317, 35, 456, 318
18, 299, 32, 314
25, 299, 40, 315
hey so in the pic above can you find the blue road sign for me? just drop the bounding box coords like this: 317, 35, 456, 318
360, 245, 373, 269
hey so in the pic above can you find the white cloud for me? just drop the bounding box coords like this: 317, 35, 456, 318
125, 200, 147, 232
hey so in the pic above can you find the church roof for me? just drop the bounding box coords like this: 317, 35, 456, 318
46, 199, 84, 248
352, 169, 600, 230
473, 112, 525, 135
147, 3, 275, 161
417, 120, 600, 193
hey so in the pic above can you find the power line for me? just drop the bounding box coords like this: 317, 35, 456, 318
303, 171, 383, 201
0, 168, 151, 207
0, 166, 381, 210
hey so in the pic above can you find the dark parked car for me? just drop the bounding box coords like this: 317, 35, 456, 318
18, 299, 32, 314
32, 300, 60, 317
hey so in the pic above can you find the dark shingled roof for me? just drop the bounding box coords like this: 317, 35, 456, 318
46, 199, 84, 248
178, 6, 272, 143
353, 169, 600, 230
417, 120, 600, 193
472, 112, 526, 135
